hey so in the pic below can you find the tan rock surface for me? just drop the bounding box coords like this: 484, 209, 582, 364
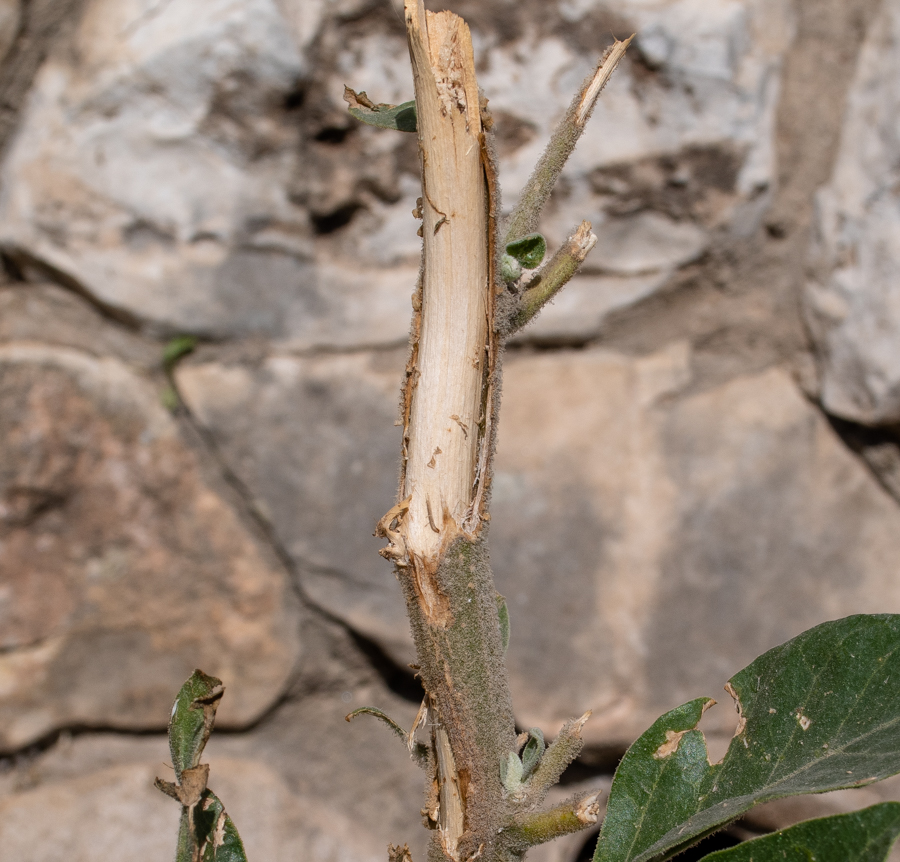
0, 343, 301, 750
176, 349, 415, 663
492, 348, 900, 744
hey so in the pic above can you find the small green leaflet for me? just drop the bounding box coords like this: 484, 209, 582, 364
505, 233, 547, 269
344, 86, 417, 132
703, 803, 900, 862
497, 593, 511, 652
595, 615, 900, 862
521, 727, 546, 780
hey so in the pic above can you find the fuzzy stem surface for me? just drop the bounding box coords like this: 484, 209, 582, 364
504, 37, 632, 245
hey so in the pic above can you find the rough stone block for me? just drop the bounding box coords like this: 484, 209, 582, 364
806, 0, 900, 425
0, 344, 301, 750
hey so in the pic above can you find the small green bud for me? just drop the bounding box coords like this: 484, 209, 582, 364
500, 253, 523, 283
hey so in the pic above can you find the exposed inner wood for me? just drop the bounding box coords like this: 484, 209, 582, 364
400, 0, 489, 573
433, 716, 466, 859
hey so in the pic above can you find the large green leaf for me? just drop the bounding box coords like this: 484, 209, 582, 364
595, 615, 900, 862
702, 803, 900, 862
176, 790, 248, 862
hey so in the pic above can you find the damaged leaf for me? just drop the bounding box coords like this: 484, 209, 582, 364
344, 86, 417, 132
168, 670, 224, 779
595, 615, 900, 862
175, 790, 248, 862
157, 671, 248, 862
703, 803, 900, 862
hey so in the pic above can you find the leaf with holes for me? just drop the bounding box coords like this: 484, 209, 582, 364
702, 803, 900, 862
176, 790, 248, 862
594, 615, 900, 862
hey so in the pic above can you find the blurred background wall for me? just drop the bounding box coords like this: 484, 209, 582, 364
2, 0, 900, 858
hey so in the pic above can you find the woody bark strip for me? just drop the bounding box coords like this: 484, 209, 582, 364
391, 2, 516, 861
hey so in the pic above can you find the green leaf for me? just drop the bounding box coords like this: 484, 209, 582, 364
505, 233, 547, 269
595, 615, 900, 862
521, 728, 546, 780
163, 335, 198, 369
168, 670, 224, 780
176, 790, 248, 862
344, 86, 417, 132
702, 803, 900, 862
497, 594, 511, 652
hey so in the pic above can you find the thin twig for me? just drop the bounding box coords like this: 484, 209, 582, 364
507, 790, 603, 849
504, 36, 633, 245
508, 222, 598, 334
523, 711, 592, 806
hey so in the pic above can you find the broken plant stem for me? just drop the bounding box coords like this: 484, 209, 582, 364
365, 5, 630, 860
504, 36, 633, 245
507, 791, 603, 850
394, 3, 515, 860
510, 221, 598, 333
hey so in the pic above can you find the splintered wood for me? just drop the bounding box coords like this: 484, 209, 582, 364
388, 0, 492, 596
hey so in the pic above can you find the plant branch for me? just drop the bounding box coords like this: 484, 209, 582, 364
509, 221, 598, 334
388, 3, 516, 861
524, 712, 591, 807
504, 36, 632, 245
506, 790, 603, 850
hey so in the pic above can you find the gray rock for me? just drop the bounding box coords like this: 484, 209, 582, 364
176, 350, 415, 663
491, 347, 900, 745
0, 0, 796, 348
0, 0, 310, 337
805, 0, 900, 425
0, 344, 301, 750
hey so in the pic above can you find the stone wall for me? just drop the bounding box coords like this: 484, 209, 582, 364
3, 0, 900, 859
